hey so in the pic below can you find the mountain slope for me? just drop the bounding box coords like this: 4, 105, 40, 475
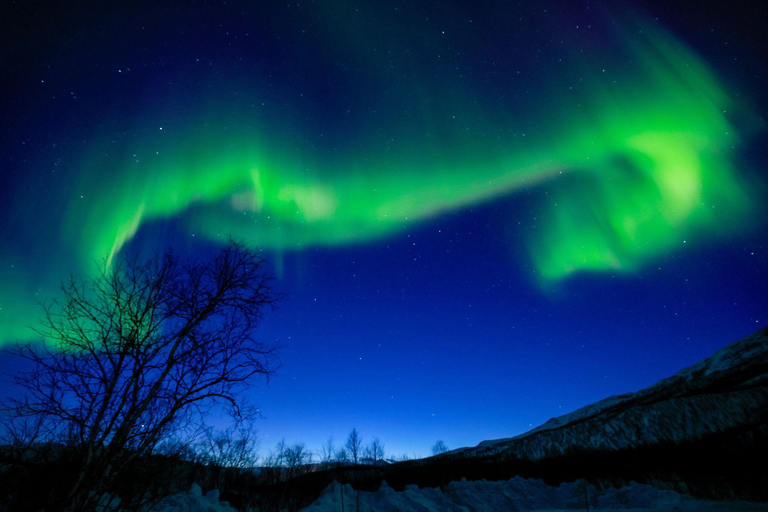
452, 325, 768, 461
293, 326, 768, 507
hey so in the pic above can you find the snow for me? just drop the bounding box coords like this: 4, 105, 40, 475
302, 477, 768, 512
151, 484, 238, 512
88, 484, 237, 512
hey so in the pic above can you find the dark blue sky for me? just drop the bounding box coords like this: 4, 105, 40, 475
0, 0, 766, 458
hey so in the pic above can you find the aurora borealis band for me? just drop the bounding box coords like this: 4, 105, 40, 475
60, 14, 755, 273
1, 0, 766, 455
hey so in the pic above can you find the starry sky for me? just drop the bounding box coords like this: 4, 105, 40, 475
1, 0, 766, 458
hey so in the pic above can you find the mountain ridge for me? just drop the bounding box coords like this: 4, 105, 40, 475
273, 326, 768, 508
446, 325, 768, 462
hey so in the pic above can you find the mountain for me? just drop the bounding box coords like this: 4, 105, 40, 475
282, 326, 768, 509
314, 325, 768, 504
452, 325, 768, 462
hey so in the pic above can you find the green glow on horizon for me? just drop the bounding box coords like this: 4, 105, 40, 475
0, 13, 762, 346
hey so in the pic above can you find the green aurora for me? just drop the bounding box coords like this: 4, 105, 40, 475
0, 10, 761, 345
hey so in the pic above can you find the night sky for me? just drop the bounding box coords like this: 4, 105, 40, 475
1, 0, 766, 458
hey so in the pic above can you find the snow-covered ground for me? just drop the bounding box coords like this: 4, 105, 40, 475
151, 484, 238, 512
301, 477, 768, 512
89, 484, 237, 512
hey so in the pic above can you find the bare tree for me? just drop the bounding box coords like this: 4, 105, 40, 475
274, 438, 288, 469
364, 437, 385, 465
432, 440, 449, 456
200, 423, 259, 469
284, 442, 309, 478
346, 428, 363, 465
334, 447, 349, 465
1, 242, 279, 511
321, 436, 335, 469
260, 439, 287, 485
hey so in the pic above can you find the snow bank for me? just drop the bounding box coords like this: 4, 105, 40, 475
89, 484, 237, 512
150, 484, 237, 512
302, 477, 768, 511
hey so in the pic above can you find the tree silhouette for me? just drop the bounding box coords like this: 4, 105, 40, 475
365, 437, 385, 465
2, 241, 279, 511
346, 428, 363, 465
432, 440, 449, 455
321, 436, 335, 469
